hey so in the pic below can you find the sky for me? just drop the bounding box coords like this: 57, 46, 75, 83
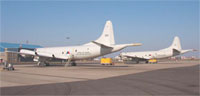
1, 0, 199, 57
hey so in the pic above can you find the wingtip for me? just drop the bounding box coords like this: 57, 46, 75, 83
192, 49, 198, 51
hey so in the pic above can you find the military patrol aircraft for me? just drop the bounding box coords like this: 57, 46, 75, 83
120, 36, 195, 63
20, 20, 142, 66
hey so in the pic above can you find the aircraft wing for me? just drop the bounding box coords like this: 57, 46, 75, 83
122, 54, 150, 60
7, 49, 68, 60
20, 49, 54, 58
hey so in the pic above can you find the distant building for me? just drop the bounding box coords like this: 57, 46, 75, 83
0, 42, 42, 63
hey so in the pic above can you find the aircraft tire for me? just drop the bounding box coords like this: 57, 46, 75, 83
71, 62, 77, 66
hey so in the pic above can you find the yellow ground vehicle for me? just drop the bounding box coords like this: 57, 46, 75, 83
148, 59, 157, 64
101, 58, 114, 65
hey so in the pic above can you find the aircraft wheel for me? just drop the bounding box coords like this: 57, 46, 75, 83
44, 61, 50, 66
71, 62, 77, 66
45, 63, 50, 66
37, 62, 41, 66
37, 62, 45, 67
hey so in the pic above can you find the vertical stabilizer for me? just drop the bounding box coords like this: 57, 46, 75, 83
95, 20, 115, 46
170, 36, 182, 51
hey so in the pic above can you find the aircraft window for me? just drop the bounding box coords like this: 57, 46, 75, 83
75, 50, 77, 52
62, 52, 64, 54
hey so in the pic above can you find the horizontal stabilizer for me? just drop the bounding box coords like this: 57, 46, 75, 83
91, 41, 113, 48
130, 43, 142, 46
119, 43, 142, 47
181, 49, 197, 54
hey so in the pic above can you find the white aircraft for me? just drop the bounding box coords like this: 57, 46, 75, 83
19, 20, 142, 66
120, 36, 195, 63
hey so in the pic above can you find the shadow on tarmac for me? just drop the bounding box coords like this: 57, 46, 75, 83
1, 65, 199, 96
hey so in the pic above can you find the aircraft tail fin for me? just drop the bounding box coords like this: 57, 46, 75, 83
170, 36, 182, 51
95, 20, 115, 46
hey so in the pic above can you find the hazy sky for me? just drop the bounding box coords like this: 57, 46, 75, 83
1, 0, 199, 57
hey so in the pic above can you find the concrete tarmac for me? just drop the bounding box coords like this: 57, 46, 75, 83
0, 60, 199, 96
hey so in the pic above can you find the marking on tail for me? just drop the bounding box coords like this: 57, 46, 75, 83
95, 20, 115, 46
170, 36, 182, 51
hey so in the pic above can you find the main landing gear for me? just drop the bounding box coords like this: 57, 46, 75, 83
37, 61, 50, 67
65, 60, 77, 67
